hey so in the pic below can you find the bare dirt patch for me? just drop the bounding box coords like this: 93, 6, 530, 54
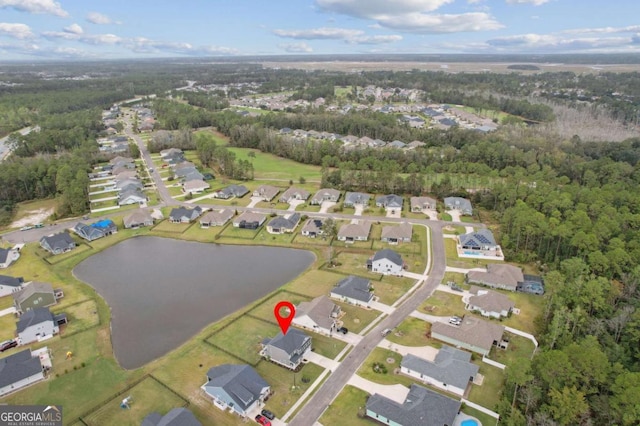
11, 208, 54, 228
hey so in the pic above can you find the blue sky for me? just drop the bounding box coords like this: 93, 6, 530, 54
0, 0, 639, 60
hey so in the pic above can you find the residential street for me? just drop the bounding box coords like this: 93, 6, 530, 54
287, 223, 446, 426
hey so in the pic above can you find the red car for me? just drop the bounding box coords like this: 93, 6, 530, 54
255, 414, 271, 426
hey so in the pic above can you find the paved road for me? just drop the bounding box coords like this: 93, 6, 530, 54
0, 126, 39, 161
287, 222, 447, 426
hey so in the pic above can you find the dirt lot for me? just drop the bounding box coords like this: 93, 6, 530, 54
10, 207, 54, 228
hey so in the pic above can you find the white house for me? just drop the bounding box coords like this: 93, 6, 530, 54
293, 295, 342, 336
466, 287, 515, 319
0, 275, 24, 298
0, 349, 45, 397
367, 249, 404, 276
330, 276, 374, 307
0, 248, 20, 269
16, 307, 61, 345
201, 364, 270, 417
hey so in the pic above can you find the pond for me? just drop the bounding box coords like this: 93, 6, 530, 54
73, 236, 315, 369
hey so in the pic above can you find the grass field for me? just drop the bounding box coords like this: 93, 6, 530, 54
488, 332, 536, 366
467, 362, 505, 411
59, 299, 100, 336
385, 317, 432, 347
319, 385, 371, 426
82, 376, 186, 426
207, 316, 280, 365
284, 269, 347, 298
357, 348, 417, 388
420, 290, 466, 318
152, 220, 193, 234
225, 147, 323, 181
336, 302, 382, 334
0, 295, 16, 310
0, 313, 16, 342
373, 277, 418, 306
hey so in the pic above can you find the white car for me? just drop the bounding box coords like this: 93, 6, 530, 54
449, 316, 462, 326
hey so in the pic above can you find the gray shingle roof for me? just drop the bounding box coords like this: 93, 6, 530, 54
16, 307, 55, 333
13, 282, 54, 306
468, 288, 515, 314
263, 329, 310, 357
344, 192, 371, 206
366, 384, 460, 426
376, 194, 403, 208
74, 223, 104, 240
459, 229, 497, 248
268, 213, 300, 231
0, 349, 42, 389
295, 296, 340, 330
123, 210, 153, 228
280, 187, 310, 202
444, 197, 472, 213
332, 276, 373, 303
432, 316, 504, 353
372, 249, 403, 267
169, 206, 203, 222
401, 346, 478, 390
40, 232, 75, 252
381, 223, 412, 241
337, 221, 372, 239
0, 274, 23, 287
204, 364, 269, 412
142, 408, 202, 426
301, 218, 324, 234
218, 185, 249, 198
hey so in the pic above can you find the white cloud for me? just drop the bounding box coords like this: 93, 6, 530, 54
348, 34, 403, 44
505, 0, 550, 5
42, 30, 122, 45
279, 42, 313, 53
63, 23, 83, 35
485, 33, 639, 52
0, 0, 67, 17
125, 37, 237, 55
376, 12, 503, 33
0, 23, 34, 39
273, 27, 363, 40
563, 25, 640, 35
86, 12, 115, 25
315, 0, 453, 18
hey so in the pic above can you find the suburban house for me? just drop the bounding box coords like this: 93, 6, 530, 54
330, 275, 374, 307
13, 282, 61, 313
0, 349, 46, 397
183, 179, 210, 194
213, 185, 249, 199
16, 307, 66, 345
0, 275, 24, 297
293, 295, 342, 335
0, 247, 20, 269
343, 192, 371, 207
115, 178, 143, 191
367, 249, 404, 276
160, 148, 183, 159
459, 229, 500, 251
300, 218, 324, 237
366, 384, 461, 426
400, 346, 479, 396
109, 155, 135, 168
252, 185, 280, 202
233, 212, 267, 229
444, 196, 473, 215
73, 223, 104, 241
123, 210, 154, 229
310, 188, 341, 205
466, 286, 515, 319
381, 223, 412, 244
375, 194, 403, 209
118, 188, 147, 205
279, 187, 310, 203
266, 213, 301, 234
466, 264, 524, 292
142, 408, 202, 426
199, 209, 234, 228
114, 170, 137, 181
260, 329, 312, 370
410, 196, 437, 212
201, 364, 270, 417
517, 274, 545, 295
431, 316, 505, 356
169, 206, 203, 223
92, 219, 118, 236
337, 221, 372, 242
40, 232, 76, 255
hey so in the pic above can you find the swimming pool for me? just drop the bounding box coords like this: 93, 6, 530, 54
461, 419, 479, 426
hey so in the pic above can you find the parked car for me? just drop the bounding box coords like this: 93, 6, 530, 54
260, 409, 275, 420
337, 327, 348, 334
255, 414, 271, 426
0, 339, 18, 352
20, 226, 33, 231
34, 223, 44, 228
449, 316, 462, 326
381, 328, 392, 337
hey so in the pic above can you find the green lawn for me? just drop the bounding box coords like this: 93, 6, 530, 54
374, 277, 418, 306
226, 147, 323, 181
180, 222, 227, 242
0, 313, 16, 342
319, 385, 371, 426
307, 330, 348, 359
329, 251, 378, 280
500, 291, 544, 335
385, 317, 432, 347
420, 290, 466, 318
441, 212, 452, 221
151, 220, 193, 234
250, 292, 312, 323
357, 348, 417, 388
462, 406, 499, 426
219, 224, 260, 240
82, 377, 186, 426
58, 299, 100, 336
284, 269, 348, 298
0, 295, 15, 310
207, 316, 280, 365
444, 238, 504, 269
467, 362, 505, 412
488, 332, 536, 366
336, 302, 382, 334
255, 227, 298, 246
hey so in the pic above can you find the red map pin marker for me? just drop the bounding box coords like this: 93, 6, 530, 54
274, 301, 296, 335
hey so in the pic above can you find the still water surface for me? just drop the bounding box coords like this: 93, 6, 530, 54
73, 236, 314, 369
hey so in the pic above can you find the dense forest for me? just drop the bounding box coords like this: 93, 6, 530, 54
0, 61, 639, 425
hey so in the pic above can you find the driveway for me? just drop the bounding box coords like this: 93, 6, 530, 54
319, 201, 336, 213
353, 204, 365, 216
288, 199, 305, 211
401, 271, 424, 280
377, 339, 439, 361
385, 207, 402, 218
247, 196, 262, 208
305, 352, 340, 371
409, 311, 450, 324
370, 301, 395, 315
331, 331, 364, 346
347, 375, 410, 404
